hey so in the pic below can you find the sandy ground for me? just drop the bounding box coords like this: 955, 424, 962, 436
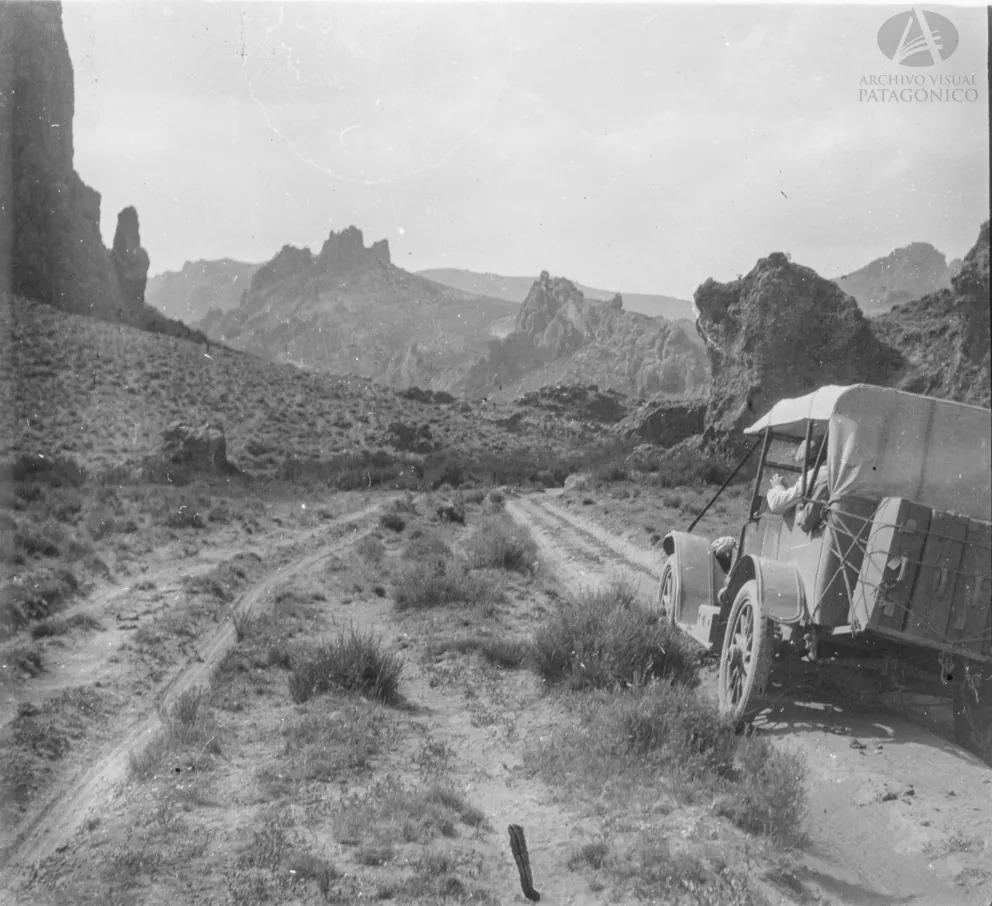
510, 492, 992, 906
0, 487, 988, 905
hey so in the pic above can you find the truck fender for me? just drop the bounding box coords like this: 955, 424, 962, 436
723, 555, 807, 625
660, 531, 718, 626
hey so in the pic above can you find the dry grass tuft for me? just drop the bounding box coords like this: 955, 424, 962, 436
288, 628, 402, 705
464, 515, 537, 573
532, 580, 701, 689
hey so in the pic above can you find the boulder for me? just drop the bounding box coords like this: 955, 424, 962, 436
695, 252, 893, 438
613, 398, 706, 447
160, 421, 234, 473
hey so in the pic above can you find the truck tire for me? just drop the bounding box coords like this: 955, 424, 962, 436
657, 561, 677, 627
718, 580, 773, 723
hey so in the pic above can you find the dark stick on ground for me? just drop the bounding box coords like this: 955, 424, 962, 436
508, 824, 541, 902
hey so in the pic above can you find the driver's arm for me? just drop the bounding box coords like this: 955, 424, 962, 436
766, 474, 802, 514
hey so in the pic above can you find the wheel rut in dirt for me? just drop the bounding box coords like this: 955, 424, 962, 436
0, 500, 386, 880
507, 490, 992, 906
506, 494, 660, 598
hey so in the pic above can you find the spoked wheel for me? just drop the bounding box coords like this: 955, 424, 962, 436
718, 580, 773, 723
953, 666, 992, 765
657, 561, 678, 626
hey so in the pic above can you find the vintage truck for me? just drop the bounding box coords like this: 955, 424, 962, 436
659, 384, 992, 760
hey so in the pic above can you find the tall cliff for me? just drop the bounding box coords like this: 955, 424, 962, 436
461, 272, 710, 400
0, 1, 199, 340
695, 253, 894, 436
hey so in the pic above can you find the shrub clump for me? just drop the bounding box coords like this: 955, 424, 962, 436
464, 516, 537, 573
532, 581, 700, 690
379, 513, 405, 533
717, 735, 808, 840
392, 558, 490, 611
288, 628, 402, 705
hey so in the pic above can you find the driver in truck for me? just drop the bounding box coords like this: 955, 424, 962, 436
766, 437, 828, 515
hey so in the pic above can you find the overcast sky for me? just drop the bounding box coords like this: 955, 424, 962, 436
63, 3, 989, 298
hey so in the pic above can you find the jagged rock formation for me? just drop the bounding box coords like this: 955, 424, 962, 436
0, 2, 203, 341
462, 273, 710, 400
834, 241, 957, 314
198, 226, 517, 388
417, 267, 696, 321
612, 398, 706, 448
695, 253, 893, 437
110, 206, 150, 305
145, 258, 260, 323
873, 221, 990, 407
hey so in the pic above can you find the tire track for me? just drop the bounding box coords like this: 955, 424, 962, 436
1, 500, 385, 882
506, 494, 660, 600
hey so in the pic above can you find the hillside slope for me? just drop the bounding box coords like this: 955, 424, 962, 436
147, 259, 260, 323
833, 241, 957, 315
0, 290, 608, 478
873, 221, 990, 408
198, 228, 516, 391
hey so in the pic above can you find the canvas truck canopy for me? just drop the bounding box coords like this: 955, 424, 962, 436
745, 384, 992, 522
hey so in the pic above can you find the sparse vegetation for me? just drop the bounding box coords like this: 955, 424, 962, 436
427, 634, 531, 669
464, 515, 537, 573
333, 776, 486, 847
392, 556, 492, 612
30, 611, 102, 639
288, 627, 403, 705
130, 689, 223, 780
532, 580, 700, 689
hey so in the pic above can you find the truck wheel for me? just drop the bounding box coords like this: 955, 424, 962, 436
657, 561, 677, 626
953, 668, 992, 764
718, 580, 773, 723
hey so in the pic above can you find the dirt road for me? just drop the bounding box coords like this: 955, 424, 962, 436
508, 491, 992, 906
0, 499, 384, 887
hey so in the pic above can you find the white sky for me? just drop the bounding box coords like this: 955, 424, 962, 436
63, 2, 989, 298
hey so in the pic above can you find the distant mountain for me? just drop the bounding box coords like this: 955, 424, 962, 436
417, 267, 695, 322
873, 221, 990, 408
197, 227, 517, 390
833, 241, 957, 315
460, 272, 709, 401
147, 259, 260, 323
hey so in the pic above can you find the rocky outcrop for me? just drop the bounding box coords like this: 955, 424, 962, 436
158, 421, 235, 474
0, 2, 204, 342
110, 206, 150, 305
612, 398, 706, 447
834, 241, 956, 314
462, 272, 710, 399
695, 253, 893, 437
873, 221, 990, 407
315, 225, 389, 273
416, 267, 696, 321
0, 2, 119, 313
514, 385, 628, 423
199, 226, 517, 388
